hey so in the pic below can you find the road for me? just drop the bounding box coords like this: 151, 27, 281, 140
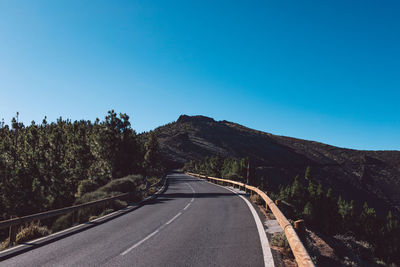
0, 172, 273, 267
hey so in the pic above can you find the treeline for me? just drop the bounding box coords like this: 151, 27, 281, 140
185, 157, 399, 265
0, 110, 164, 221
184, 155, 249, 181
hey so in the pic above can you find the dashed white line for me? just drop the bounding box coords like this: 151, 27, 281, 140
121, 229, 160, 255
120, 180, 196, 256
166, 212, 182, 225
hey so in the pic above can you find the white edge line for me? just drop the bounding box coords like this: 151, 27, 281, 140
195, 177, 275, 267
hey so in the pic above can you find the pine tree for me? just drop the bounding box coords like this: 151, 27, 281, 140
305, 166, 313, 181
303, 201, 314, 221
143, 131, 162, 177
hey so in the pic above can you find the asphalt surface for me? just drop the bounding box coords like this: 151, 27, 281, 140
1, 172, 269, 267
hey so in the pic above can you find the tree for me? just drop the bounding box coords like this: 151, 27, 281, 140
305, 166, 313, 181
303, 202, 314, 221
359, 201, 379, 242
290, 175, 306, 211
143, 131, 162, 177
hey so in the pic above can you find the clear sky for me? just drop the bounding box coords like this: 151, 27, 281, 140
0, 0, 399, 150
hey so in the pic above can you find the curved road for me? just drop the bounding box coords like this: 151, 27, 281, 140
1, 172, 273, 267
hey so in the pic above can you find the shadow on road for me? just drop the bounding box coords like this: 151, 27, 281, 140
161, 192, 238, 199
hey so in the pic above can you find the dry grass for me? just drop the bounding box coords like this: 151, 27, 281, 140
145, 187, 157, 196
0, 238, 10, 251
250, 194, 263, 205
271, 232, 290, 248
0, 221, 50, 251
16, 221, 50, 244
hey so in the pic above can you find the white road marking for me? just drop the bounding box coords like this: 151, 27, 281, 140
198, 178, 275, 267
120, 180, 196, 256
166, 212, 182, 225
186, 182, 195, 204
121, 229, 160, 256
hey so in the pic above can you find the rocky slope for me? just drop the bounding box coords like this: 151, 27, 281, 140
149, 115, 400, 216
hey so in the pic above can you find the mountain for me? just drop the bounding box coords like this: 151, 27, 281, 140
150, 115, 400, 216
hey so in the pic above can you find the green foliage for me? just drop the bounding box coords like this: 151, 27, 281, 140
75, 179, 98, 198
52, 175, 144, 232
184, 156, 247, 182
96, 174, 143, 200
274, 167, 400, 265
143, 132, 165, 177
52, 213, 73, 232
305, 166, 313, 181
0, 110, 156, 226
271, 232, 290, 250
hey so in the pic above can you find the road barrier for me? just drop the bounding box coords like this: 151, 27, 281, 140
186, 172, 315, 267
0, 177, 166, 247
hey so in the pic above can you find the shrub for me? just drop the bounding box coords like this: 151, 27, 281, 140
250, 194, 263, 205
147, 176, 161, 186
16, 221, 50, 244
75, 179, 99, 198
271, 232, 290, 249
52, 213, 73, 232
97, 175, 143, 195
0, 238, 10, 251
51, 175, 144, 233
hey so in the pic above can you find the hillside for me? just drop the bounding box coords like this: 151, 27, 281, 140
150, 115, 400, 216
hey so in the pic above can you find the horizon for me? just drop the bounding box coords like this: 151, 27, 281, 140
1, 1, 399, 151
1, 111, 398, 152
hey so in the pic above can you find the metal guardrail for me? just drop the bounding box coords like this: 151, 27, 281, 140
0, 177, 166, 247
186, 172, 315, 267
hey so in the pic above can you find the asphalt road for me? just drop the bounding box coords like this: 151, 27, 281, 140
1, 172, 272, 267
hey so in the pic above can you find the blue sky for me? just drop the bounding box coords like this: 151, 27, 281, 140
0, 0, 399, 150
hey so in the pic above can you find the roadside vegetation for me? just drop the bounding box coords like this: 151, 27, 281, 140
184, 156, 400, 266
0, 110, 165, 248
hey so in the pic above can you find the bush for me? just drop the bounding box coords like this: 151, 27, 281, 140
16, 221, 50, 244
147, 176, 161, 186
271, 232, 290, 249
75, 191, 109, 205
250, 194, 263, 205
0, 238, 10, 251
75, 179, 99, 198
52, 213, 73, 232
98, 175, 143, 194
51, 175, 144, 233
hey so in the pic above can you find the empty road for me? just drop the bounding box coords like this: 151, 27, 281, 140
0, 172, 273, 267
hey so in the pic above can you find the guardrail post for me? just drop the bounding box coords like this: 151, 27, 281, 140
72, 210, 76, 225
9, 215, 16, 247
294, 219, 305, 237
